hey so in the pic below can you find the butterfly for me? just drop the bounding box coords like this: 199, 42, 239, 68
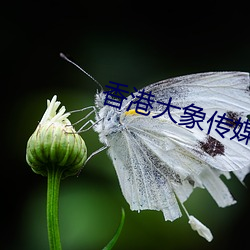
61, 55, 250, 241
93, 72, 250, 241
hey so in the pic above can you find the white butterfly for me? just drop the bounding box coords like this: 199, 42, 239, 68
90, 72, 250, 241
61, 53, 250, 242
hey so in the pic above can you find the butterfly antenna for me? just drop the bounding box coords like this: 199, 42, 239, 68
60, 53, 103, 91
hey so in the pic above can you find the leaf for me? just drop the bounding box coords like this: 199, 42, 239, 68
102, 208, 125, 250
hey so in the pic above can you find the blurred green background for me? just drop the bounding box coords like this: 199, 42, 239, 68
2, 1, 250, 250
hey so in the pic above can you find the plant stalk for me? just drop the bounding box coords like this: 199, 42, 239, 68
47, 165, 63, 250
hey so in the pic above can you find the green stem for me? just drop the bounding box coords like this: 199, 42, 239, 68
47, 165, 63, 250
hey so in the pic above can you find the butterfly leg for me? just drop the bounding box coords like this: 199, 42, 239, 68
68, 106, 101, 132
77, 145, 108, 176
70, 106, 96, 125
77, 119, 99, 132
85, 145, 108, 165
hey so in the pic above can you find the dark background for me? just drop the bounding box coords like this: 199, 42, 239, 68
2, 1, 250, 250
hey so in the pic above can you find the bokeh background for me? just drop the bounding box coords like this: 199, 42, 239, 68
2, 1, 250, 250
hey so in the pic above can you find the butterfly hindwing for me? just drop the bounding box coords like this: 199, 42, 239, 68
107, 123, 182, 221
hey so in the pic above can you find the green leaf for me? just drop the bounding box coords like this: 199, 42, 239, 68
102, 208, 125, 250
247, 114, 250, 121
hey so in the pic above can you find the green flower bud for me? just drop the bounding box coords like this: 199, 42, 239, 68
26, 95, 87, 178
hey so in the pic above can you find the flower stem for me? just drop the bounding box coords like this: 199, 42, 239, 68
47, 165, 63, 250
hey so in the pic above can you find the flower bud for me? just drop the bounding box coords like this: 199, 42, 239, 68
26, 95, 87, 178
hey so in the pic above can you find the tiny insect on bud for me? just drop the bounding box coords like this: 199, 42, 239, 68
26, 95, 87, 178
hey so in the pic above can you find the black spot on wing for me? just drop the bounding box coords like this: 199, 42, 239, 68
199, 136, 225, 157
226, 111, 242, 128
186, 177, 195, 186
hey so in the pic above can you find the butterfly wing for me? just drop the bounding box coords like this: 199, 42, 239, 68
144, 71, 249, 113
122, 72, 250, 173
106, 121, 182, 221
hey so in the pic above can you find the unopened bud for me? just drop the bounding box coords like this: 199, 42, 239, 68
26, 95, 87, 178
